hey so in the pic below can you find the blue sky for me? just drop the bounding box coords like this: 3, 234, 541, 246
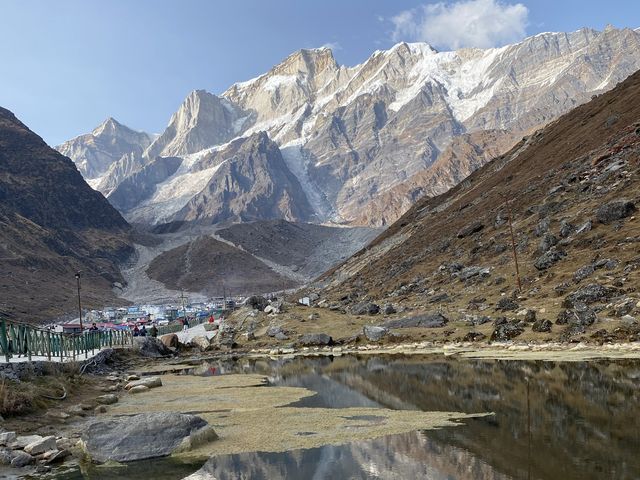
1, 0, 639, 146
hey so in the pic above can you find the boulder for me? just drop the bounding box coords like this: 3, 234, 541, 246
0, 431, 16, 446
573, 265, 595, 283
575, 220, 592, 234
462, 332, 487, 342
160, 334, 179, 349
211, 325, 236, 349
563, 283, 620, 308
10, 450, 34, 468
490, 321, 524, 341
10, 435, 42, 449
350, 302, 380, 316
532, 319, 553, 333
245, 296, 268, 311
611, 298, 636, 317
458, 266, 490, 281
538, 233, 558, 253
556, 303, 597, 326
125, 376, 162, 390
534, 248, 567, 270
0, 448, 11, 466
44, 449, 71, 465
80, 413, 217, 463
363, 325, 388, 342
559, 220, 574, 238
274, 332, 289, 341
24, 436, 56, 455
496, 298, 519, 312
457, 222, 484, 238
264, 305, 278, 315
382, 313, 448, 329
96, 394, 118, 406
266, 326, 285, 337
535, 217, 550, 236
382, 304, 396, 315
596, 200, 636, 224
129, 385, 150, 394
297, 333, 333, 347
524, 310, 537, 322
132, 337, 173, 358
190, 336, 212, 352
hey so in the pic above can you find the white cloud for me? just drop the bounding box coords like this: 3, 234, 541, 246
319, 42, 342, 51
391, 0, 529, 50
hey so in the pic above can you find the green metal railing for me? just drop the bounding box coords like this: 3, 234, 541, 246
0, 319, 133, 363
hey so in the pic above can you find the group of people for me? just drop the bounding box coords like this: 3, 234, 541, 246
132, 324, 158, 337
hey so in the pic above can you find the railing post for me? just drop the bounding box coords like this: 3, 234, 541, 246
1, 319, 9, 363
46, 330, 51, 361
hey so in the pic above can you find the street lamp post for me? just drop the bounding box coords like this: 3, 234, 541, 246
75, 272, 83, 331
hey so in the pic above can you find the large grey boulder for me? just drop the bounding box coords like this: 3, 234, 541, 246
534, 248, 567, 270
24, 436, 56, 455
189, 336, 212, 352
133, 337, 173, 358
10, 450, 34, 468
350, 302, 380, 316
81, 413, 217, 463
0, 448, 11, 466
363, 325, 388, 342
0, 431, 16, 446
596, 200, 636, 223
563, 283, 620, 308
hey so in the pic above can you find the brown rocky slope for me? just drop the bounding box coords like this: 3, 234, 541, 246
0, 107, 133, 323
306, 69, 640, 344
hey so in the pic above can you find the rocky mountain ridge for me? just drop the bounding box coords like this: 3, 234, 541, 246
60, 27, 640, 228
307, 68, 640, 344
0, 108, 133, 323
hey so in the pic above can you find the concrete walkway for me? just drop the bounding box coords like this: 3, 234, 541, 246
1, 350, 98, 364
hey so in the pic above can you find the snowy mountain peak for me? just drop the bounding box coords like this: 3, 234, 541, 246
62, 26, 640, 227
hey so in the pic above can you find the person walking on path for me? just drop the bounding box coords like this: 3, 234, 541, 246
133, 325, 140, 337
150, 324, 158, 338
140, 325, 147, 337
182, 317, 189, 332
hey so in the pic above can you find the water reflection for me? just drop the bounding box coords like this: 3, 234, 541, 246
46, 355, 640, 479
187, 354, 640, 480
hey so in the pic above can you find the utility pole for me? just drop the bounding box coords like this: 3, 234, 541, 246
75, 272, 83, 331
501, 194, 522, 293
222, 282, 229, 312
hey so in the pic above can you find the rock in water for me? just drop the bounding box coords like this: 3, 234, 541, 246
81, 413, 217, 463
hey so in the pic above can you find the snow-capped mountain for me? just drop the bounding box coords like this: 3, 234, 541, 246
57, 117, 155, 188
60, 27, 640, 227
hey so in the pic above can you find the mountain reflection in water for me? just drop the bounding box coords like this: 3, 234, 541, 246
189, 354, 640, 480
